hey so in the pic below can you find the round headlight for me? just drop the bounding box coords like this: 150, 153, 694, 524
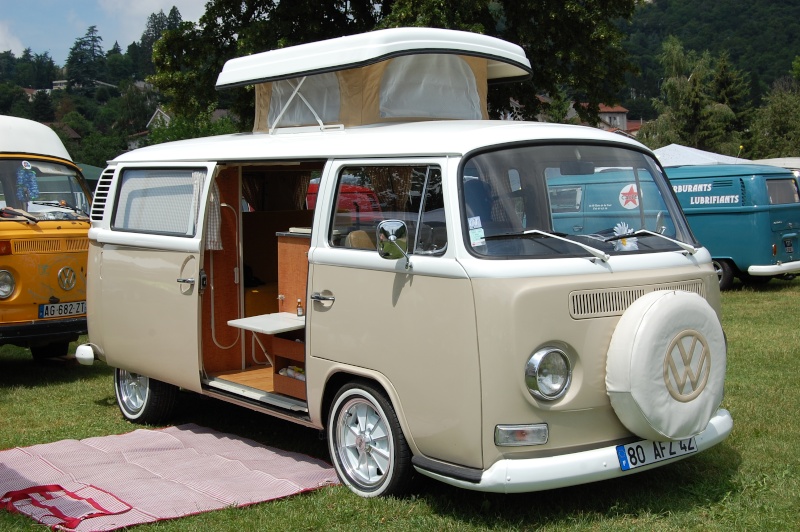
525, 347, 571, 400
0, 270, 15, 299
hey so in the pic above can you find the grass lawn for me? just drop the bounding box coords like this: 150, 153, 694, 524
1, 279, 798, 531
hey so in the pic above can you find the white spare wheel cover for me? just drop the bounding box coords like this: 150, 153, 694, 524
606, 290, 726, 441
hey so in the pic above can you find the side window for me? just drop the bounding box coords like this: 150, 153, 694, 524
112, 168, 205, 236
766, 178, 800, 205
330, 165, 446, 255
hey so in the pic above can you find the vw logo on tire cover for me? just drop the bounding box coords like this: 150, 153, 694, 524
606, 290, 726, 441
664, 330, 711, 402
58, 266, 77, 291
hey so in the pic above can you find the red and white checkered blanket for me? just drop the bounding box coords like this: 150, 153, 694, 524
0, 424, 338, 531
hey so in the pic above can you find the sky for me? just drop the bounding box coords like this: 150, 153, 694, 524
0, 0, 208, 66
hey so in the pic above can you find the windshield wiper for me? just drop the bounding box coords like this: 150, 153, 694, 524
602, 229, 697, 255
0, 206, 38, 223
32, 200, 81, 212
485, 229, 610, 262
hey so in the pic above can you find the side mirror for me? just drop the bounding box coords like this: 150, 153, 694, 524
377, 220, 412, 270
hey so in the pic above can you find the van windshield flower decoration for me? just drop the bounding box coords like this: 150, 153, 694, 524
613, 221, 638, 251
16, 162, 40, 202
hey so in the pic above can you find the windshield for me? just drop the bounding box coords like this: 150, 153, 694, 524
461, 143, 694, 259
0, 158, 90, 221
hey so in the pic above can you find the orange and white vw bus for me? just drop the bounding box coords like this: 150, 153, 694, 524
0, 115, 92, 359
77, 28, 732, 497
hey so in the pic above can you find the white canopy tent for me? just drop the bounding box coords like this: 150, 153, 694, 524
653, 144, 750, 167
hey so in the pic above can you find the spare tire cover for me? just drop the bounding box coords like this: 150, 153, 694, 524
606, 290, 726, 441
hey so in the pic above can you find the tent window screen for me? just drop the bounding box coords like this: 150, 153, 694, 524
380, 55, 480, 119
112, 168, 205, 236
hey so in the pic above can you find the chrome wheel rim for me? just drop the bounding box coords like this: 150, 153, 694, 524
335, 396, 392, 489
117, 370, 148, 414
712, 260, 723, 283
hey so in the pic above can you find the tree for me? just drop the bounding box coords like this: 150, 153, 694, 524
747, 78, 800, 158
30, 90, 55, 121
0, 82, 27, 114
637, 36, 741, 154
150, 0, 638, 127
66, 26, 106, 91
151, 1, 387, 124
383, 0, 638, 123
146, 105, 239, 144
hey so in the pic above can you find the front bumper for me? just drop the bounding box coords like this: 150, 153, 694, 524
415, 409, 733, 494
0, 317, 87, 347
748, 260, 800, 276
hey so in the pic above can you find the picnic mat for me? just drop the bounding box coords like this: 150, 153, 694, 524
0, 424, 339, 531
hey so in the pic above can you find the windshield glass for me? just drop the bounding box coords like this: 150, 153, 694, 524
461, 143, 693, 258
0, 158, 90, 221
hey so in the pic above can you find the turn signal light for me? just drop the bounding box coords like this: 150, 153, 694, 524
0, 241, 10, 256
772, 244, 777, 256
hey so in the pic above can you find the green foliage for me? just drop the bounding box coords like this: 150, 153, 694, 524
146, 105, 239, 144
747, 78, 800, 159
0, 82, 28, 114
624, 0, 800, 101
30, 90, 55, 121
638, 36, 746, 154
66, 26, 106, 92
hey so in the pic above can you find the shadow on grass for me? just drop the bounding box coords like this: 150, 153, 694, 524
726, 276, 797, 293
0, 343, 114, 389
412, 441, 741, 528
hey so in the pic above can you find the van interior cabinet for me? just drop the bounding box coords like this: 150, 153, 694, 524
223, 230, 310, 400
272, 231, 310, 399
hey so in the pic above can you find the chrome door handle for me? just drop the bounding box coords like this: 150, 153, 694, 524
177, 278, 195, 285
310, 292, 335, 302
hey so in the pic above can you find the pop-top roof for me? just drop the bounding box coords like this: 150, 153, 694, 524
0, 115, 73, 162
216, 27, 532, 89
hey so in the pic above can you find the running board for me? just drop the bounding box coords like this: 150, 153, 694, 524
204, 377, 308, 413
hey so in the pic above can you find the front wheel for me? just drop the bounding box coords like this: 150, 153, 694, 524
712, 259, 735, 290
114, 368, 178, 424
328, 382, 412, 497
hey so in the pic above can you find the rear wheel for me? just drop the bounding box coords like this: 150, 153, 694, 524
30, 341, 70, 360
328, 382, 412, 497
114, 368, 178, 424
712, 259, 735, 290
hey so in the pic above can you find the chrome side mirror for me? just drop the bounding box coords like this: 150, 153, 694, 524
377, 220, 412, 270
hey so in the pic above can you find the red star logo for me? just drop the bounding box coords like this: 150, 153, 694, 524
620, 185, 638, 207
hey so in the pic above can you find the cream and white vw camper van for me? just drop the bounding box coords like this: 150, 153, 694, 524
77, 28, 732, 497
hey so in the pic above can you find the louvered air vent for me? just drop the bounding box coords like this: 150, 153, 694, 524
90, 167, 116, 222
569, 280, 707, 319
11, 238, 88, 254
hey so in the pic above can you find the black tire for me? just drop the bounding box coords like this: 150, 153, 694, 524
712, 259, 735, 291
327, 381, 413, 497
114, 368, 178, 424
30, 341, 70, 360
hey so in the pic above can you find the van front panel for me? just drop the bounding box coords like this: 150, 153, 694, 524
0, 154, 92, 348
470, 266, 718, 467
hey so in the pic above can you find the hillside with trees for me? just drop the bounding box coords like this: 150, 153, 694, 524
622, 0, 800, 117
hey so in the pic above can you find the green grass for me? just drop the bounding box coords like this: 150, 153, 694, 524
1, 279, 799, 530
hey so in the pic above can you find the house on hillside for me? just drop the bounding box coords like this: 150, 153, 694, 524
597, 104, 628, 131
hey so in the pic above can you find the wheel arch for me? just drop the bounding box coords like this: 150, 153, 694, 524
316, 366, 419, 456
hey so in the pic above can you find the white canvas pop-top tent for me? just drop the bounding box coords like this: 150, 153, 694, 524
653, 144, 750, 167
215, 27, 532, 133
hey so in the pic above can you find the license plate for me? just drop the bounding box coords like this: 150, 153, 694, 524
616, 437, 697, 471
784, 239, 794, 253
38, 301, 87, 318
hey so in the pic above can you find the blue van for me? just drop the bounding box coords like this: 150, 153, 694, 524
665, 164, 800, 289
